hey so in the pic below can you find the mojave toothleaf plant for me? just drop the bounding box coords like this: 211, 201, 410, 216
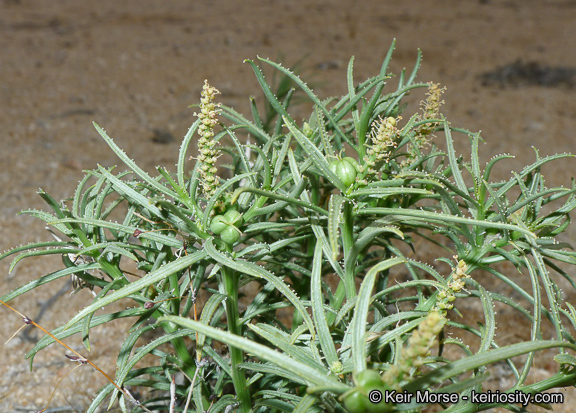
2, 40, 576, 412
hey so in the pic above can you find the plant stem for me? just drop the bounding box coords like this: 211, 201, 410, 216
341, 201, 356, 298
222, 254, 251, 412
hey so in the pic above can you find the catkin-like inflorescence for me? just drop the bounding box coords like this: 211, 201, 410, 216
195, 80, 222, 200
383, 311, 446, 390
434, 258, 469, 314
360, 116, 401, 184
399, 82, 446, 169
415, 82, 446, 142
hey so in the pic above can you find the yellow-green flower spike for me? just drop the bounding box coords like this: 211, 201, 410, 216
195, 80, 222, 201
383, 311, 446, 390
360, 116, 401, 184
415, 82, 446, 141
434, 258, 470, 314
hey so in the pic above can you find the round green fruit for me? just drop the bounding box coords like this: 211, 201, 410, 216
224, 209, 243, 227
343, 390, 368, 413
343, 157, 361, 172
330, 158, 358, 187
220, 226, 241, 245
355, 370, 383, 391
210, 215, 228, 234
365, 386, 394, 413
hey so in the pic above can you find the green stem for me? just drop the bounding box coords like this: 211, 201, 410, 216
341, 201, 356, 298
160, 250, 196, 382
222, 254, 251, 412
160, 324, 196, 384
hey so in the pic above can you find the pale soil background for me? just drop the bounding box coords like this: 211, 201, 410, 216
1, 0, 576, 412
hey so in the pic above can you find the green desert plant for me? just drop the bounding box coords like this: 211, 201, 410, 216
3, 40, 576, 412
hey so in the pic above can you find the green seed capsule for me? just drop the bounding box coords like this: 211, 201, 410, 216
224, 209, 243, 227
343, 157, 361, 172
349, 370, 394, 413
365, 388, 393, 413
343, 390, 368, 413
355, 370, 383, 391
220, 226, 240, 245
330, 158, 358, 187
210, 215, 228, 234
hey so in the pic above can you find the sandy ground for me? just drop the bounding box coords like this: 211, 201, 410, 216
1, 0, 576, 411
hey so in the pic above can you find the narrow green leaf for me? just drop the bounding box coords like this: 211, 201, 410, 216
476, 283, 495, 353
443, 119, 469, 195
248, 323, 324, 370
240, 361, 308, 386
316, 105, 335, 157
114, 328, 196, 390
25, 307, 148, 361
96, 166, 165, 218
0, 240, 69, 261
273, 134, 292, 183
404, 340, 576, 392
93, 122, 178, 199
77, 242, 137, 262
357, 207, 537, 241
406, 48, 422, 86
197, 293, 227, 351
292, 393, 319, 413
51, 217, 183, 248
9, 247, 80, 273
283, 115, 347, 192
220, 104, 274, 145
328, 195, 346, 261
82, 279, 120, 352
349, 187, 431, 199
21, 209, 74, 237
157, 166, 191, 206
64, 251, 206, 329
311, 242, 338, 367
245, 59, 290, 121
259, 57, 349, 146
226, 126, 258, 189
72, 171, 96, 220
0, 262, 101, 303
158, 315, 349, 392
351, 257, 405, 371
555, 353, 576, 368
565, 302, 576, 332
177, 119, 201, 189
491, 153, 575, 206
232, 186, 328, 217
309, 223, 346, 287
